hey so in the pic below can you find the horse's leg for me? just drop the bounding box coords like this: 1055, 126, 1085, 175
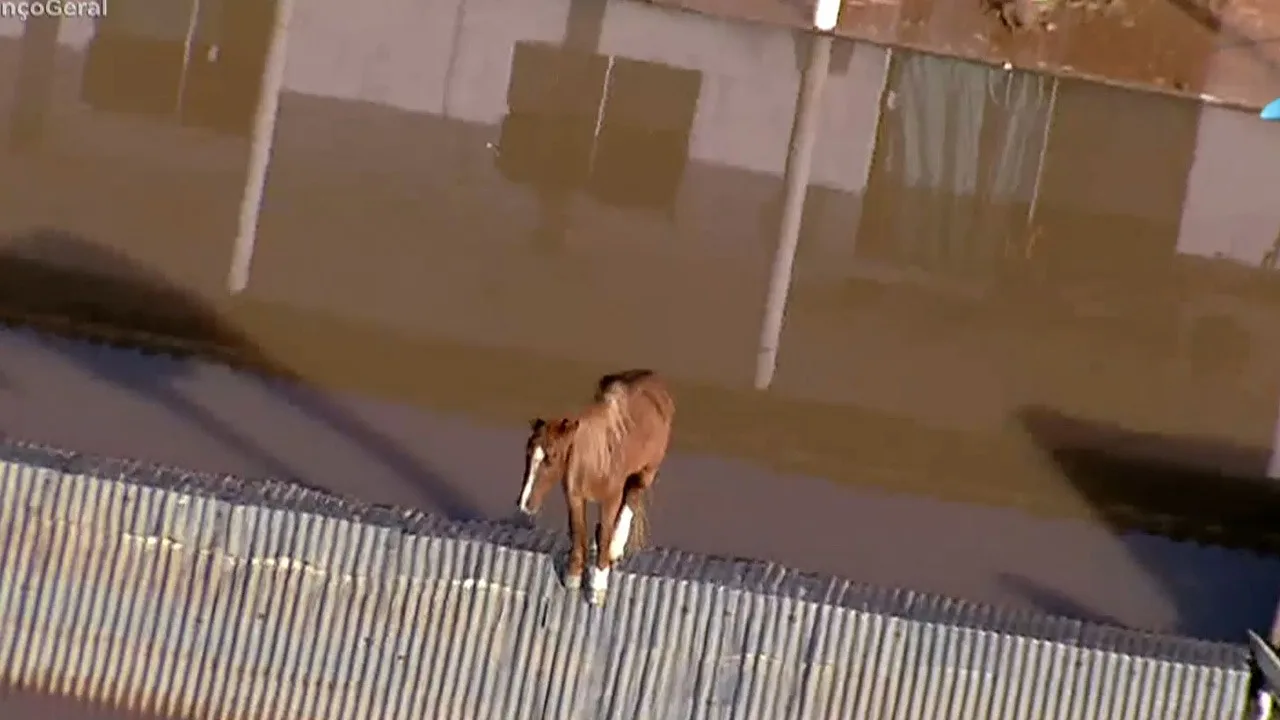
589, 491, 623, 605
608, 479, 644, 562
592, 522, 601, 562
564, 493, 588, 591
610, 465, 658, 560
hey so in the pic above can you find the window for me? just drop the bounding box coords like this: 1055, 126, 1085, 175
498, 41, 701, 212
81, 0, 274, 137
857, 51, 1054, 281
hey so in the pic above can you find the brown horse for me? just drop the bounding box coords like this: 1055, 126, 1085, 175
517, 369, 675, 604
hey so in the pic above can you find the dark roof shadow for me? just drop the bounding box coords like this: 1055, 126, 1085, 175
1017, 403, 1280, 641
0, 227, 485, 521
995, 572, 1126, 628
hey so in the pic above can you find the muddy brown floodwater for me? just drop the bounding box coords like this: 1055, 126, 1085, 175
1, 0, 1280, 712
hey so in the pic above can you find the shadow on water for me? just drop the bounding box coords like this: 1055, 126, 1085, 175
1017, 405, 1280, 638
994, 572, 1126, 628
0, 1, 497, 520
0, 228, 485, 521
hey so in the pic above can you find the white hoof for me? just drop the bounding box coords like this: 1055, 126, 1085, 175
587, 565, 610, 605
563, 571, 581, 590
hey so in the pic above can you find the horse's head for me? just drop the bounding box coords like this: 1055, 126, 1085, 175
517, 416, 578, 516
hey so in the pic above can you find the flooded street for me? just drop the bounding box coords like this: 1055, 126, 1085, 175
0, 0, 1278, 660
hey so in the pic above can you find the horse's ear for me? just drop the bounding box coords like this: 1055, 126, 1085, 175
561, 418, 580, 434
530, 417, 546, 433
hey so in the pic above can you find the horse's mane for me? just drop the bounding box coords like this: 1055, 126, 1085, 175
568, 385, 631, 480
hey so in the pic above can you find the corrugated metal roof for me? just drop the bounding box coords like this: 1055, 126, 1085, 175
0, 438, 1252, 718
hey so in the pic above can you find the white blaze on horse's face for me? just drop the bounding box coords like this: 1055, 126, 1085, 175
518, 445, 545, 514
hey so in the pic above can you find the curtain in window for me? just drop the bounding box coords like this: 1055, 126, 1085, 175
857, 52, 1054, 281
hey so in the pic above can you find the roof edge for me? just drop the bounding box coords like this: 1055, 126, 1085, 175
0, 434, 1250, 671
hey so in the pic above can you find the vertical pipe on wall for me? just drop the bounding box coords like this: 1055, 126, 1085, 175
753, 28, 835, 390
227, 0, 295, 294
1024, 76, 1058, 233
175, 0, 202, 116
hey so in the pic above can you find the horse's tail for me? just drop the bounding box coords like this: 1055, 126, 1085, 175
629, 485, 651, 552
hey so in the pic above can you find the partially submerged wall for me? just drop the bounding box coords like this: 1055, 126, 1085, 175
0, 439, 1250, 719
640, 0, 1280, 111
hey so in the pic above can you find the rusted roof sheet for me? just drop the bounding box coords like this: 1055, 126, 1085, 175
0, 438, 1250, 719
638, 0, 1280, 109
